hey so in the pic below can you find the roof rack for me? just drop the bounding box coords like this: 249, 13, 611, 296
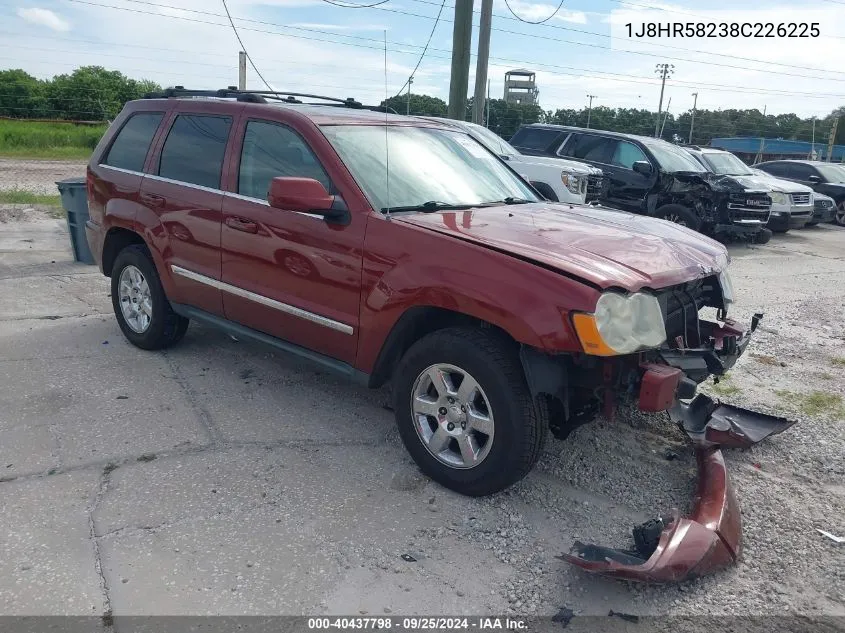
142, 86, 396, 113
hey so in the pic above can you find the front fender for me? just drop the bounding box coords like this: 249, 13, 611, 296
354, 216, 599, 374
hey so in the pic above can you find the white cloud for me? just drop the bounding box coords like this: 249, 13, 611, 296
495, 0, 588, 25
16, 7, 71, 32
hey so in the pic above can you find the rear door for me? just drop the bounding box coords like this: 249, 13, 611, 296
219, 117, 365, 364
141, 111, 236, 315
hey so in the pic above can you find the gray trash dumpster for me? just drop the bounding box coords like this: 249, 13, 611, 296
56, 177, 94, 265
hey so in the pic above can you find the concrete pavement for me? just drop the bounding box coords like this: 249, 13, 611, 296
1, 206, 843, 619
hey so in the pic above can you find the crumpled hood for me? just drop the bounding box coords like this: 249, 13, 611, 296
396, 203, 728, 292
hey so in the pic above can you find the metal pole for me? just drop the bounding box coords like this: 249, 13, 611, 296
486, 78, 490, 127
406, 76, 413, 115
659, 96, 671, 138
448, 0, 474, 120
472, 0, 493, 125
654, 63, 672, 137
688, 92, 698, 144
238, 51, 247, 90
810, 118, 816, 159
586, 94, 596, 129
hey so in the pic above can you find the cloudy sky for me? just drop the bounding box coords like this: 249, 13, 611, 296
3, 0, 845, 120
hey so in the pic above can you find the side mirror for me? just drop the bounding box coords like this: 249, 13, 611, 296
807, 175, 821, 183
632, 160, 653, 176
267, 177, 348, 223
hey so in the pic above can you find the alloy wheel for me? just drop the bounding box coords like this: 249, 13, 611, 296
118, 265, 152, 333
837, 201, 845, 226
410, 363, 495, 469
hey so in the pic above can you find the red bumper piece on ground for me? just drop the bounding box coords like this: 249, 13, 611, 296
638, 363, 683, 412
561, 394, 796, 583
560, 447, 740, 583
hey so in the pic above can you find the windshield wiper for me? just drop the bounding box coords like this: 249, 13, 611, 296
381, 201, 474, 213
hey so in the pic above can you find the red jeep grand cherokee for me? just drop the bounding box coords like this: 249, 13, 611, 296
85, 89, 758, 499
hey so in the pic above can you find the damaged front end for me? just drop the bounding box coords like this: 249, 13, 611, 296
523, 272, 798, 583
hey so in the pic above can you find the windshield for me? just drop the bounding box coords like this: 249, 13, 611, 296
464, 122, 519, 157
816, 164, 845, 183
321, 125, 538, 212
701, 152, 754, 176
643, 141, 706, 173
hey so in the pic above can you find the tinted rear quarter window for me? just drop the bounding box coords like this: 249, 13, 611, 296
102, 112, 163, 172
510, 127, 562, 152
788, 163, 814, 179
758, 163, 786, 177
158, 114, 232, 189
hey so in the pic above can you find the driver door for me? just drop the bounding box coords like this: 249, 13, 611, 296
220, 118, 366, 364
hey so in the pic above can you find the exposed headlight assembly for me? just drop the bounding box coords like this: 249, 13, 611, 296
572, 292, 667, 356
561, 172, 583, 195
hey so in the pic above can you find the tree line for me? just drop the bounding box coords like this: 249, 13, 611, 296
382, 93, 845, 147
2, 66, 842, 147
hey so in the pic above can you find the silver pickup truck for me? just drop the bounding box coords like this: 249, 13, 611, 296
415, 117, 604, 205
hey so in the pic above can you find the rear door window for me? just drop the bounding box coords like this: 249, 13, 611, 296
238, 120, 331, 199
610, 141, 649, 170
562, 134, 614, 164
759, 163, 786, 177
102, 112, 163, 172
787, 163, 814, 180
158, 114, 232, 189
509, 127, 562, 152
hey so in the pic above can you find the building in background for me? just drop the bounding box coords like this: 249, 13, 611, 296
710, 137, 845, 164
503, 69, 539, 105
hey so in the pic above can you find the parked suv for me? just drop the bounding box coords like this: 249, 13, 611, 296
86, 88, 764, 498
683, 146, 811, 234
754, 160, 845, 225
510, 124, 772, 240
415, 117, 604, 204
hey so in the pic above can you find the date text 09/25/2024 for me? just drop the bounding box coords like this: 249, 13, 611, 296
307, 617, 528, 630
625, 22, 820, 38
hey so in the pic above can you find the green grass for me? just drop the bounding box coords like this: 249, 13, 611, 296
774, 389, 845, 419
831, 357, 845, 367
0, 119, 106, 160
711, 374, 741, 397
0, 189, 62, 206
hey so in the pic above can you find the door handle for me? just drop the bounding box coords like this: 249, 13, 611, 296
140, 192, 166, 208
225, 216, 258, 234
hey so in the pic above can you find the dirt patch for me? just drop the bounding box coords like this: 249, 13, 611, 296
0, 204, 62, 223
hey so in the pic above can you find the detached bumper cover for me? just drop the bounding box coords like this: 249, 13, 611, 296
561, 396, 794, 583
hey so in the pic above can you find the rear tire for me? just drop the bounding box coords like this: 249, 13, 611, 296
111, 244, 189, 350
392, 327, 546, 496
654, 204, 701, 231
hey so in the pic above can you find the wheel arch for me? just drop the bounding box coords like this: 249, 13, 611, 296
102, 227, 148, 277
367, 306, 516, 389
530, 181, 559, 202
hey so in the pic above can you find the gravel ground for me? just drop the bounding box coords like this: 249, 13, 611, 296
0, 158, 87, 194
0, 207, 843, 624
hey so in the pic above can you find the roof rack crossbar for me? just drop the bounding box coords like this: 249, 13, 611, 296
143, 86, 368, 109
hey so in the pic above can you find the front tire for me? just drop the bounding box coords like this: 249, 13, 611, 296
755, 228, 772, 244
654, 204, 701, 231
392, 328, 546, 496
111, 244, 189, 350
835, 200, 845, 226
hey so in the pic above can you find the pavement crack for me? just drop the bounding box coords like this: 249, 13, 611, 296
162, 350, 222, 445
88, 464, 115, 628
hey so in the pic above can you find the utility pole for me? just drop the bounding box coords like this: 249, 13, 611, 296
448, 0, 474, 120
586, 94, 596, 129
809, 117, 816, 159
486, 78, 491, 127
688, 92, 698, 144
659, 96, 671, 138
827, 117, 839, 162
653, 63, 673, 137
472, 0, 493, 125
406, 76, 413, 115
238, 51, 247, 90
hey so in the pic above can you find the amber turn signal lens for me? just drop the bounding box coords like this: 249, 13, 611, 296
571, 313, 618, 357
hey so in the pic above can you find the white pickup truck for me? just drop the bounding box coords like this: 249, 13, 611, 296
416, 117, 604, 205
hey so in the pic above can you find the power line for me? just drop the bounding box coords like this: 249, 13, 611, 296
407, 0, 845, 76
220, 0, 273, 90
393, 0, 446, 97
321, 0, 389, 6
502, 0, 565, 24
